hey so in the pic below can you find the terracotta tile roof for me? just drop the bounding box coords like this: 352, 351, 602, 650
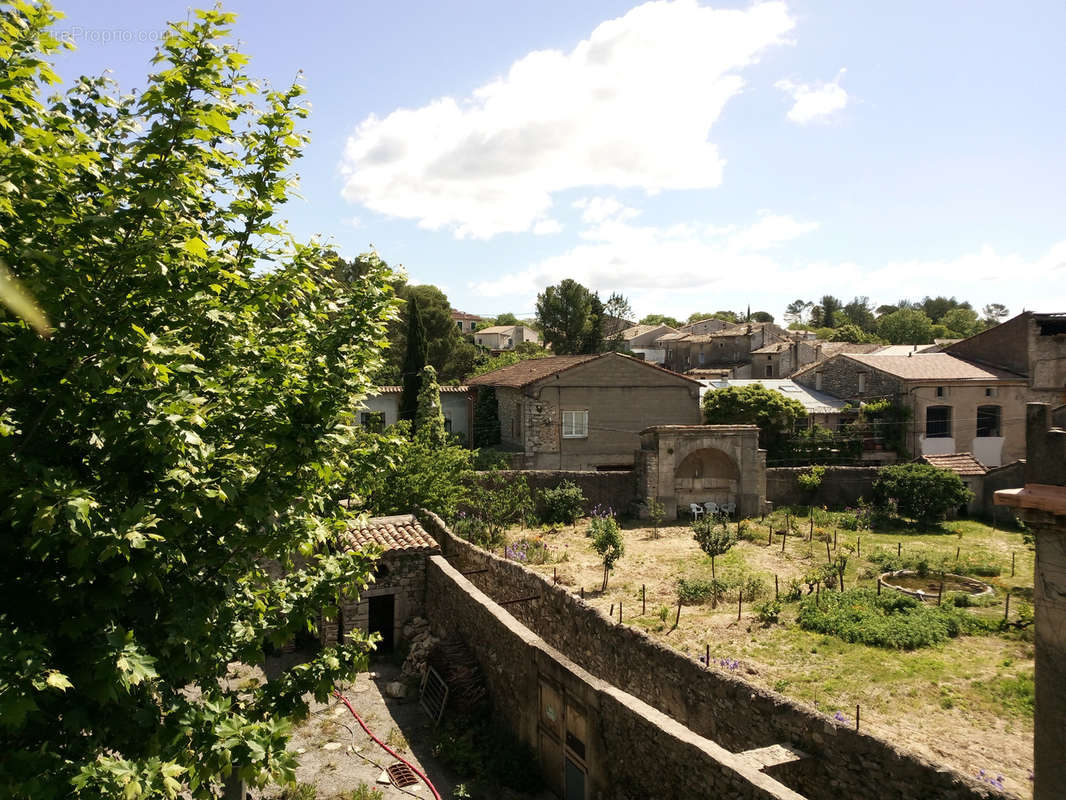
466, 352, 701, 388
815, 342, 883, 357
374, 385, 472, 393
342, 514, 439, 553
921, 453, 988, 476
843, 352, 1026, 381
450, 310, 482, 320
467, 354, 601, 387
620, 323, 676, 340
752, 342, 792, 354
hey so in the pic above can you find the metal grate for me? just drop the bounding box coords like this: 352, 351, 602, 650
386, 762, 419, 788
419, 665, 449, 725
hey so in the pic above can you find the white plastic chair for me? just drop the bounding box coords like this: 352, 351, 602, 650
720, 502, 736, 518
703, 501, 719, 516
689, 503, 704, 521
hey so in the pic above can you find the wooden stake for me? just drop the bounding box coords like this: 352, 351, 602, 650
857, 537, 861, 557
955, 546, 960, 562
642, 584, 647, 615
619, 601, 623, 623
877, 578, 882, 595
675, 597, 682, 628
705, 644, 710, 668
738, 592, 743, 621
856, 704, 860, 732
580, 586, 585, 599
897, 541, 901, 557
768, 524, 773, 546
775, 575, 779, 600
781, 528, 787, 553
826, 539, 832, 563
554, 566, 557, 583
937, 575, 944, 606
1004, 591, 1011, 622
1012, 552, 1016, 577
610, 603, 614, 617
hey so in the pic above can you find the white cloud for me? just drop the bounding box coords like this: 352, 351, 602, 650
532, 219, 563, 235
573, 196, 641, 225
775, 68, 848, 124
469, 212, 1066, 324
341, 1, 795, 238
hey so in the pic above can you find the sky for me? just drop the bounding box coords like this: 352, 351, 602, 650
48, 0, 1066, 323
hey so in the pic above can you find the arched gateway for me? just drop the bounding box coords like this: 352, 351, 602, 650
636, 425, 767, 520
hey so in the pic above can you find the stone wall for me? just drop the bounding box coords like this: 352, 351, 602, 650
426, 554, 803, 800
982, 461, 1026, 522
422, 511, 1008, 800
319, 550, 430, 647
766, 466, 881, 508
793, 355, 903, 401
472, 469, 641, 517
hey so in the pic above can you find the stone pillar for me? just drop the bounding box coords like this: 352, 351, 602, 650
1019, 508, 1066, 800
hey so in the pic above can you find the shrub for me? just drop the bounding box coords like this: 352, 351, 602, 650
504, 536, 551, 565
539, 481, 586, 524
677, 577, 729, 605
797, 588, 991, 649
756, 600, 782, 624
784, 578, 804, 602
691, 518, 737, 582
797, 465, 826, 493
466, 471, 533, 542
872, 464, 972, 524
589, 516, 624, 591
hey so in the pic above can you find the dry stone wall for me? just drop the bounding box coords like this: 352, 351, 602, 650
471, 469, 640, 517
766, 466, 880, 509
421, 511, 1009, 800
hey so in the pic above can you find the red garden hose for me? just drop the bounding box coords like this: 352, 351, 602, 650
332, 689, 443, 800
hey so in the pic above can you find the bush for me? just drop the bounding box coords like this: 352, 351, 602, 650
504, 536, 552, 565
756, 600, 782, 624
872, 464, 972, 524
797, 588, 992, 649
539, 481, 586, 524
797, 465, 826, 493
677, 577, 729, 605
589, 516, 624, 590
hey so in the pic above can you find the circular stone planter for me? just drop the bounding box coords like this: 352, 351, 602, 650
879, 569, 995, 601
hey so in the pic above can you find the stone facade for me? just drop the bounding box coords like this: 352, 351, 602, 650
483, 353, 702, 470
638, 425, 767, 519
766, 466, 880, 509
422, 511, 1010, 800
994, 403, 1066, 800
663, 323, 791, 374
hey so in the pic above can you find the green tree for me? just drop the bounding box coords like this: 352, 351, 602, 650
472, 387, 501, 448
750, 311, 775, 323
0, 6, 390, 796
465, 472, 533, 544
589, 517, 625, 591
819, 295, 843, 328
829, 323, 867, 343
692, 519, 737, 585
920, 296, 970, 324
981, 303, 1009, 326
871, 464, 973, 524
877, 308, 935, 345
470, 341, 550, 378
414, 365, 446, 444
639, 313, 682, 328
535, 278, 604, 354
702, 384, 807, 458
784, 299, 813, 326
842, 296, 877, 332
940, 307, 980, 338
399, 294, 428, 423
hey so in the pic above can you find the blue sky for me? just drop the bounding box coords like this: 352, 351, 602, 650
50, 1, 1066, 322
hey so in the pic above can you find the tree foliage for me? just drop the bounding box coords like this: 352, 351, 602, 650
691, 519, 736, 584
535, 279, 606, 354
702, 384, 806, 458
398, 294, 428, 422
877, 308, 935, 345
0, 6, 393, 796
414, 365, 446, 444
871, 464, 973, 524
472, 387, 501, 448
639, 313, 682, 329
589, 516, 624, 590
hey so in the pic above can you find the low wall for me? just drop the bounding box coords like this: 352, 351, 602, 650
982, 460, 1025, 523
767, 466, 880, 508
421, 511, 1007, 800
473, 469, 640, 516
426, 554, 803, 800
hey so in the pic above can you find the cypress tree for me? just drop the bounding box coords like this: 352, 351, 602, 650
473, 386, 501, 447
414, 364, 446, 445
399, 294, 428, 423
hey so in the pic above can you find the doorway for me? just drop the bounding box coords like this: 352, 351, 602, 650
368, 594, 395, 652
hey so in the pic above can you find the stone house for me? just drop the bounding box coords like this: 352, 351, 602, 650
358, 385, 475, 441
617, 323, 678, 364
944, 311, 1066, 406
450, 309, 482, 334
320, 514, 440, 652
475, 324, 540, 351
467, 352, 702, 470
678, 317, 734, 335
792, 352, 1028, 466
661, 322, 791, 374
751, 340, 882, 379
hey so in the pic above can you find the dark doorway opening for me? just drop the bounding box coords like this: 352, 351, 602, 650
368, 594, 395, 653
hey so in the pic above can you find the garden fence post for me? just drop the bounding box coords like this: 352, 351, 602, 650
675, 597, 682, 629
826, 539, 832, 563
856, 704, 860, 732
898, 541, 901, 557
705, 643, 710, 668
642, 584, 646, 615
775, 575, 779, 600
781, 528, 787, 553
619, 601, 622, 623
610, 603, 614, 618
738, 592, 742, 621
1004, 591, 1011, 622
1012, 552, 1016, 577
877, 578, 881, 595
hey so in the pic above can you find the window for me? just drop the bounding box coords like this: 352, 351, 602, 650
444, 414, 453, 434
985, 387, 998, 398
360, 411, 385, 433
456, 320, 463, 330
815, 371, 824, 391
857, 373, 866, 393
936, 386, 945, 398
977, 405, 1001, 438
562, 410, 589, 438
925, 405, 952, 439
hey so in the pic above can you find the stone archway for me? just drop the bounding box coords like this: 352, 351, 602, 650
636, 425, 766, 520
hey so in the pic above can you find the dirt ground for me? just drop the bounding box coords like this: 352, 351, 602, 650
507, 518, 1035, 799
255, 658, 552, 800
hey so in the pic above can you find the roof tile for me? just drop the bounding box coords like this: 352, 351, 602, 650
341, 514, 439, 552
921, 453, 988, 476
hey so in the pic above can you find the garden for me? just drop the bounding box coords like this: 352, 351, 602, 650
469, 472, 1035, 797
